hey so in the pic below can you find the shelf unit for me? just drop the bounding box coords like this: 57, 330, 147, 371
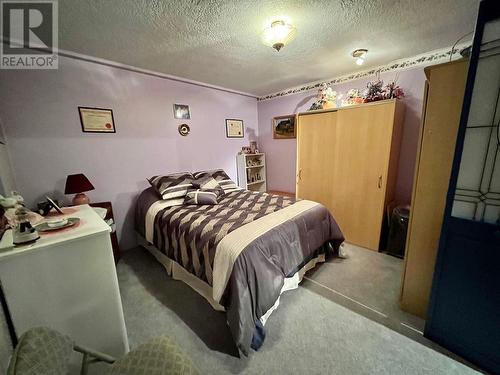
236, 153, 267, 192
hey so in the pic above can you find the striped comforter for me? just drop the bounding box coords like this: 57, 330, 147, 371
136, 187, 344, 355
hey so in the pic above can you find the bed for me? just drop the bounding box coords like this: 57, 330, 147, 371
135, 170, 344, 355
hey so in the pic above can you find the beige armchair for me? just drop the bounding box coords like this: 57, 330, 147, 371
7, 327, 199, 375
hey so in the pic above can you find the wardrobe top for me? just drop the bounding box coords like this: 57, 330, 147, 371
297, 98, 402, 117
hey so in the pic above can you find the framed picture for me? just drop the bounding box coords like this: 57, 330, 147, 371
78, 107, 116, 133
173, 104, 191, 119
226, 119, 244, 138
45, 196, 64, 214
273, 115, 296, 139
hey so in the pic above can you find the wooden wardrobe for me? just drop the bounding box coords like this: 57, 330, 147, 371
296, 99, 405, 250
400, 59, 468, 318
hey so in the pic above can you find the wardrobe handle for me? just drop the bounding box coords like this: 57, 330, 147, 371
298, 169, 302, 181
378, 175, 382, 189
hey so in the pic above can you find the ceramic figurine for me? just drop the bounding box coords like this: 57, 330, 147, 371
0, 195, 18, 209
250, 141, 257, 154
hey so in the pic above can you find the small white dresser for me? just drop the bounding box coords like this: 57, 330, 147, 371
0, 204, 129, 372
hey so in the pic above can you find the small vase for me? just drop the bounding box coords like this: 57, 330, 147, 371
322, 101, 336, 109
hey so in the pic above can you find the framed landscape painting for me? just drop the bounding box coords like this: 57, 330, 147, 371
273, 114, 296, 139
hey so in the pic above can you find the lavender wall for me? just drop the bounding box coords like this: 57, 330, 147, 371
0, 56, 258, 249
257, 67, 426, 203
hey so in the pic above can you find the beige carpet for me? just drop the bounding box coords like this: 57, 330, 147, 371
116, 247, 480, 375
306, 243, 425, 333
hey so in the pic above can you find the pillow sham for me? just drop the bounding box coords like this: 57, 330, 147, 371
184, 188, 224, 205
148, 172, 194, 200
192, 176, 222, 190
193, 169, 240, 193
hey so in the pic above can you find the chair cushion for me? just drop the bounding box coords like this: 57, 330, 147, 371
7, 327, 73, 375
109, 336, 199, 375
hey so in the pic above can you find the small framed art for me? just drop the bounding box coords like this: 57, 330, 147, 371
79, 107, 116, 133
273, 114, 296, 139
225, 119, 244, 138
173, 104, 191, 119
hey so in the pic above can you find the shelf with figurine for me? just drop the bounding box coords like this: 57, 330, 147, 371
236, 144, 267, 193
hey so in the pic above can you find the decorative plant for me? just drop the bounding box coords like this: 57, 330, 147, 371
309, 83, 337, 110
364, 74, 405, 102
383, 81, 405, 99
363, 78, 385, 102
342, 88, 364, 106
322, 85, 337, 103
309, 75, 405, 110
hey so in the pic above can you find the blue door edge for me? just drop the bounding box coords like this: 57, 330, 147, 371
425, 1, 500, 374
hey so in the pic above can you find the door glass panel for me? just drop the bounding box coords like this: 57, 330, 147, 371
452, 19, 500, 225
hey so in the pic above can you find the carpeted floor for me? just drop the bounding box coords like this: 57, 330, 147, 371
305, 244, 425, 335
117, 246, 479, 375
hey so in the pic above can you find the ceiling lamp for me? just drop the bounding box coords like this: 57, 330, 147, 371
352, 49, 368, 65
262, 20, 297, 52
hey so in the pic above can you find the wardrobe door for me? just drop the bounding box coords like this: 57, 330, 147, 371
332, 103, 396, 250
400, 60, 468, 318
296, 111, 337, 213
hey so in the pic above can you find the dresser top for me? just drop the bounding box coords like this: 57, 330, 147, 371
0, 204, 110, 260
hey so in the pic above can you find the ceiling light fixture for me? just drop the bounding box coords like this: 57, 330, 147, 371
262, 20, 297, 52
352, 49, 368, 65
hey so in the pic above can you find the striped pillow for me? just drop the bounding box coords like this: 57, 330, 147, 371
192, 176, 222, 190
148, 172, 194, 200
193, 169, 240, 193
184, 188, 224, 205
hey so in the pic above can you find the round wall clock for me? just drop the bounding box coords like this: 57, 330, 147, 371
178, 124, 190, 136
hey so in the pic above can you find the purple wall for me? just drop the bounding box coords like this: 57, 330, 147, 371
0, 56, 258, 249
257, 67, 426, 203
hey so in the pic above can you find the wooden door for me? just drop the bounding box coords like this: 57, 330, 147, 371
296, 111, 337, 214
331, 103, 396, 250
400, 60, 467, 318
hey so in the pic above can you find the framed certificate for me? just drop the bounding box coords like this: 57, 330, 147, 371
225, 119, 244, 138
78, 107, 116, 133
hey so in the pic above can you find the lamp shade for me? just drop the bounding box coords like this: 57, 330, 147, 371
262, 20, 297, 52
64, 173, 95, 194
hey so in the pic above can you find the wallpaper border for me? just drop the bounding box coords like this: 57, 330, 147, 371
258, 43, 471, 101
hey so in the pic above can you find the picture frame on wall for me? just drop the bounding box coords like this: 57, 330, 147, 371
273, 114, 296, 139
173, 104, 191, 119
225, 119, 244, 138
79, 107, 116, 133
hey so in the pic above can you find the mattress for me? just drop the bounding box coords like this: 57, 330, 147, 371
135, 187, 344, 355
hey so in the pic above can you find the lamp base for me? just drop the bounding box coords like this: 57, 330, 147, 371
72, 193, 90, 206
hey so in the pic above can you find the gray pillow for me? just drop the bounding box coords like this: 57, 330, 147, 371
148, 172, 194, 200
184, 188, 224, 205
193, 169, 239, 193
192, 176, 221, 189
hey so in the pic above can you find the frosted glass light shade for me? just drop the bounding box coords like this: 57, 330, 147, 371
262, 20, 297, 51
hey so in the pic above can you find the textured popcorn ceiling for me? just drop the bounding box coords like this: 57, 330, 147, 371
59, 0, 479, 96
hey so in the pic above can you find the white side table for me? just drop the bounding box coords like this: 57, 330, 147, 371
0, 204, 129, 373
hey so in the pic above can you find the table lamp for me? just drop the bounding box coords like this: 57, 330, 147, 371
64, 173, 95, 205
